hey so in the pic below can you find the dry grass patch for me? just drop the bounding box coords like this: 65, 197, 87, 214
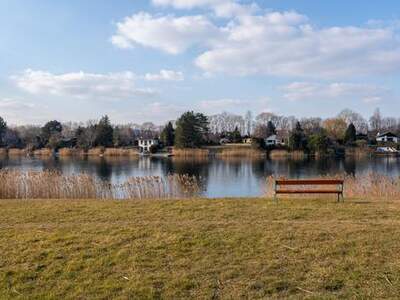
0, 198, 400, 299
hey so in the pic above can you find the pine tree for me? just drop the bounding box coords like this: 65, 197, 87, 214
175, 112, 209, 148
344, 123, 357, 145
161, 122, 175, 147
95, 115, 114, 147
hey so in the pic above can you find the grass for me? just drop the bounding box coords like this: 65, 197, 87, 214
1, 198, 400, 299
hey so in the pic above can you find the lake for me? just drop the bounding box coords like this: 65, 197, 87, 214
0, 156, 399, 197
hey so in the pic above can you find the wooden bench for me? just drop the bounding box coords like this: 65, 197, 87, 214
274, 179, 344, 202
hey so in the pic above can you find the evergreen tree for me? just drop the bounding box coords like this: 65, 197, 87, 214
230, 126, 242, 143
289, 122, 307, 150
174, 112, 209, 148
266, 121, 276, 137
41, 120, 62, 146
344, 123, 357, 145
95, 115, 113, 147
160, 122, 175, 147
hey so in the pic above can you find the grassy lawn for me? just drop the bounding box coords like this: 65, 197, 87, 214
1, 198, 400, 299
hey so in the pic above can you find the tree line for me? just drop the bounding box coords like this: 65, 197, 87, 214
0, 108, 397, 152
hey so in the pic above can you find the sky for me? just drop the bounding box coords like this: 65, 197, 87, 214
1, 0, 400, 125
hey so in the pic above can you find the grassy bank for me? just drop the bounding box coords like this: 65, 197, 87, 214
1, 198, 400, 299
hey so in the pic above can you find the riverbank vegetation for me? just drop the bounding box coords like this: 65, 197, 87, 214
0, 171, 201, 200
0, 108, 398, 158
0, 170, 398, 201
1, 198, 400, 299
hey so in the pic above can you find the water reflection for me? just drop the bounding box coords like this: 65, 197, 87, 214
0, 156, 399, 197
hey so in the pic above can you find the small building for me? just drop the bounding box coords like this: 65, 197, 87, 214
376, 132, 399, 143
138, 138, 159, 152
219, 138, 230, 145
265, 135, 285, 146
243, 137, 253, 144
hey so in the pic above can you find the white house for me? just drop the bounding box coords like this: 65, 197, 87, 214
376, 132, 399, 143
265, 135, 285, 146
138, 138, 159, 152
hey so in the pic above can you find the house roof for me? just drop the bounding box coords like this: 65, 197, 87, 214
377, 132, 398, 138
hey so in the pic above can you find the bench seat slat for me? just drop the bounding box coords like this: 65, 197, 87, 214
276, 190, 342, 194
276, 180, 343, 185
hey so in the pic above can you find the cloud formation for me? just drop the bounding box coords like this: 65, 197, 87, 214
111, 12, 220, 54
144, 69, 184, 81
112, 8, 400, 79
13, 69, 156, 100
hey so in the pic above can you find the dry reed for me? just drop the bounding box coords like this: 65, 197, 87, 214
172, 148, 210, 158
265, 173, 400, 200
7, 148, 29, 156
103, 148, 139, 157
58, 148, 86, 157
0, 148, 7, 156
33, 148, 53, 156
87, 147, 104, 156
0, 170, 202, 200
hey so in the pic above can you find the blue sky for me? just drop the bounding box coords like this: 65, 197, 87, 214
1, 0, 400, 125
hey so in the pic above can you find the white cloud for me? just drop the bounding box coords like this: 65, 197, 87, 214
195, 12, 400, 78
13, 69, 155, 100
111, 12, 220, 54
112, 8, 400, 79
144, 69, 184, 81
281, 82, 388, 103
152, 0, 259, 18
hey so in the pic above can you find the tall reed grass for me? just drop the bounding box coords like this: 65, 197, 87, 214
265, 173, 400, 200
7, 148, 28, 156
58, 148, 86, 157
0, 170, 202, 200
172, 148, 210, 158
33, 148, 53, 156
103, 148, 139, 157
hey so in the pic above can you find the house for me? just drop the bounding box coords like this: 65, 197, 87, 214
376, 132, 399, 144
243, 137, 253, 144
219, 138, 230, 145
138, 138, 159, 152
265, 134, 285, 146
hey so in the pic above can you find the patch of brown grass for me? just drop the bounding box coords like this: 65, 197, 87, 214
0, 199, 400, 299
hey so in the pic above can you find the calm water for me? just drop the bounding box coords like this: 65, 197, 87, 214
1, 156, 400, 197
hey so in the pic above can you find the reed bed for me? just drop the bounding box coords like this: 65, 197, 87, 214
265, 173, 400, 200
172, 148, 210, 158
0, 170, 202, 200
87, 147, 104, 156
58, 148, 86, 156
216, 147, 266, 158
103, 148, 139, 157
7, 148, 28, 156
33, 148, 53, 156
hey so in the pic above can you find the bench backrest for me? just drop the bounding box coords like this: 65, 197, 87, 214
275, 179, 344, 185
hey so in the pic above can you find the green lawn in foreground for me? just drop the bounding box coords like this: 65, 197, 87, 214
1, 198, 400, 299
